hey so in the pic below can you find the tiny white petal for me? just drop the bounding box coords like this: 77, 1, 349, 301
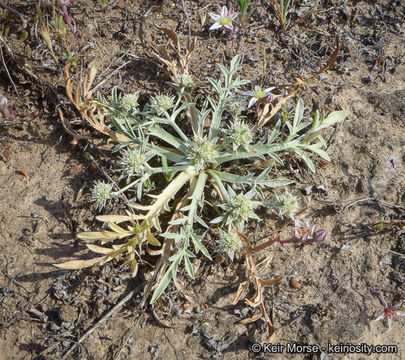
248, 97, 258, 108
387, 316, 392, 329
221, 6, 228, 16
263, 87, 276, 95
254, 85, 261, 91
210, 22, 222, 30
230, 13, 238, 20
375, 314, 384, 322
241, 91, 254, 96
209, 13, 220, 21
225, 23, 234, 30
396, 312, 405, 316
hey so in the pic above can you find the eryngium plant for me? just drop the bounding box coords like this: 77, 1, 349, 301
56, 55, 349, 303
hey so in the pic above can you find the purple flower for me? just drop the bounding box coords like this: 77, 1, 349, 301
278, 219, 327, 247
209, 6, 238, 31
242, 85, 275, 108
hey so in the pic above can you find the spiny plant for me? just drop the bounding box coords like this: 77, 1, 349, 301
56, 55, 349, 308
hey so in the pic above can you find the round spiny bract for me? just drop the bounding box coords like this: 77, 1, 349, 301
216, 231, 243, 261
189, 137, 217, 168
230, 121, 253, 149
176, 74, 195, 88
120, 92, 139, 112
150, 94, 175, 115
91, 181, 114, 210
276, 192, 298, 219
229, 194, 254, 223
119, 148, 147, 177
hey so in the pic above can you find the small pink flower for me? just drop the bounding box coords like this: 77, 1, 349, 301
209, 6, 238, 31
375, 304, 405, 329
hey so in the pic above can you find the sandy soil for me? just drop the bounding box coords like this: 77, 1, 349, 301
0, 0, 404, 359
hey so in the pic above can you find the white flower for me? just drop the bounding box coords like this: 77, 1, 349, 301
209, 6, 238, 31
242, 85, 275, 108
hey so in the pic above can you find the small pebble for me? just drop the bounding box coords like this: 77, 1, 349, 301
341, 242, 352, 250
290, 278, 301, 290
379, 254, 392, 266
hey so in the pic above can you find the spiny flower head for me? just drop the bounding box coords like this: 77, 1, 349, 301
216, 230, 243, 261
91, 181, 115, 210
189, 136, 217, 170
120, 92, 139, 112
212, 189, 259, 230
119, 148, 147, 178
229, 121, 253, 150
229, 193, 255, 223
176, 73, 195, 88
275, 192, 298, 219
150, 94, 175, 115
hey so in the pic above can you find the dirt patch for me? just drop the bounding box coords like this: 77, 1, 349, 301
0, 0, 404, 359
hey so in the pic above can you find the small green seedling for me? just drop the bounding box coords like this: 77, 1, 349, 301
236, 0, 253, 23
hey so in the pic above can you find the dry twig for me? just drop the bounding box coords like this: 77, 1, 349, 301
59, 281, 146, 360
232, 229, 283, 342
0, 1, 27, 27
150, 26, 199, 134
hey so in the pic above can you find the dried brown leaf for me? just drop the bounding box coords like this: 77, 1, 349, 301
240, 313, 262, 324
232, 280, 249, 305
155, 25, 180, 53
260, 276, 283, 287
251, 235, 280, 253
86, 243, 113, 254
54, 256, 105, 269
245, 285, 263, 307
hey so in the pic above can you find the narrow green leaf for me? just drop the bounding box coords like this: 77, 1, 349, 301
191, 235, 212, 260
168, 217, 189, 226
184, 255, 195, 279
294, 149, 316, 172
150, 254, 182, 304
293, 98, 304, 129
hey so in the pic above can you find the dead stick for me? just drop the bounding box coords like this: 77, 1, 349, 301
60, 281, 146, 360
0, 43, 19, 96
0, 1, 27, 27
